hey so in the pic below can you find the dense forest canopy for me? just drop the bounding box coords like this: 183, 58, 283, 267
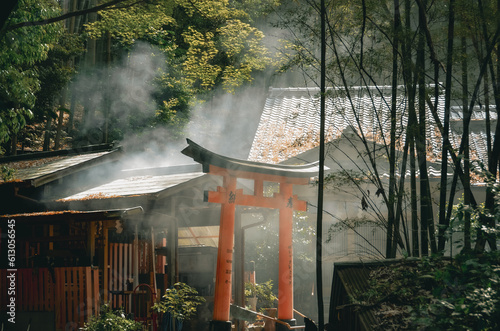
0, 0, 275, 155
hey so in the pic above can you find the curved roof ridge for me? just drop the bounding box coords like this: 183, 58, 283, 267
182, 139, 322, 178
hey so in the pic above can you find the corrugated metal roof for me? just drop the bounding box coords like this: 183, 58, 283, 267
58, 172, 205, 201
1, 149, 121, 186
0, 206, 143, 223
249, 87, 494, 167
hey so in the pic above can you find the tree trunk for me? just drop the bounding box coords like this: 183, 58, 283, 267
461, 36, 472, 252
386, 0, 401, 258
54, 89, 67, 150
437, 0, 455, 252
43, 116, 53, 151
474, 0, 500, 252
416, 2, 429, 256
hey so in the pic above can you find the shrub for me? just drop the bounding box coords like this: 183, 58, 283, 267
83, 304, 143, 331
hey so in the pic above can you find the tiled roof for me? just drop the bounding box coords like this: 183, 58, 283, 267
249, 87, 496, 167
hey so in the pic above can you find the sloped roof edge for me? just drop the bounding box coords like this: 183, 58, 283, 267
0, 206, 143, 223
182, 138, 322, 178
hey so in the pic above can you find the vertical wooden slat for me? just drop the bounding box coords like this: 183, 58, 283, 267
70, 268, 77, 325
33, 269, 39, 311
123, 243, 129, 313
38, 269, 43, 311
23, 269, 29, 310
79, 267, 85, 326
93, 268, 99, 317
85, 267, 92, 322
38, 269, 45, 311
123, 242, 128, 289
67, 268, 73, 328
54, 268, 62, 330
118, 243, 123, 308
44, 269, 49, 311
66, 268, 72, 326
103, 228, 109, 303
47, 268, 53, 311
60, 268, 67, 331
113, 243, 118, 308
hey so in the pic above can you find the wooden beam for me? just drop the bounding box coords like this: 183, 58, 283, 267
206, 189, 307, 211
208, 165, 311, 185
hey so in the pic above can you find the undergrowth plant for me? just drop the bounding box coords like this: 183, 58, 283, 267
83, 304, 143, 331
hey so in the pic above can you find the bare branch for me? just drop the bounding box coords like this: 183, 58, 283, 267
7, 0, 148, 31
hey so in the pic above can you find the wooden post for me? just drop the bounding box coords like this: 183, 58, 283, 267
103, 227, 109, 303
233, 213, 244, 331
133, 224, 139, 289
151, 226, 157, 298
167, 199, 178, 288
211, 175, 237, 331
277, 182, 295, 329
49, 225, 54, 250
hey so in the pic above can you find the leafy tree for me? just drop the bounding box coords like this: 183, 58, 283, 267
0, 0, 63, 154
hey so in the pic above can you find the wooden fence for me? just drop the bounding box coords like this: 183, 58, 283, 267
0, 267, 100, 330
108, 243, 133, 308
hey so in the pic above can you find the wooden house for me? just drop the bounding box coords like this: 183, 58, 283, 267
0, 143, 225, 330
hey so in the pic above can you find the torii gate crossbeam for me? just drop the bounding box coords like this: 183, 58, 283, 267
182, 139, 321, 331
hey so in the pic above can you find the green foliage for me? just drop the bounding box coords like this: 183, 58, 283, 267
82, 304, 143, 331
151, 282, 206, 322
352, 181, 500, 330
84, 0, 176, 48
0, 0, 63, 149
1, 165, 16, 182
353, 254, 500, 330
244, 280, 278, 312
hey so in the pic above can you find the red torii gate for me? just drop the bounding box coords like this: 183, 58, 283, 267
182, 139, 320, 331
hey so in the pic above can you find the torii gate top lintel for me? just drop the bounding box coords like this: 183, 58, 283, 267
181, 138, 321, 183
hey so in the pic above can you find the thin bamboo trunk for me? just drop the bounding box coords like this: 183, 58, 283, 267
437, 0, 455, 252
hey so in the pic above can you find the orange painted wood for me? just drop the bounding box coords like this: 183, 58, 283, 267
38, 269, 44, 311
118, 243, 123, 308
278, 182, 294, 320
45, 269, 51, 310
79, 267, 84, 325
68, 269, 73, 327
113, 243, 118, 307
85, 267, 92, 321
33, 269, 38, 311
93, 269, 99, 316
207, 189, 307, 211
55, 268, 62, 330
208, 165, 311, 185
254, 179, 264, 197
212, 175, 237, 322
103, 228, 109, 303
24, 269, 30, 310
124, 243, 128, 295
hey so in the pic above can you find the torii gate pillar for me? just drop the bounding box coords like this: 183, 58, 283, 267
181, 139, 321, 331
